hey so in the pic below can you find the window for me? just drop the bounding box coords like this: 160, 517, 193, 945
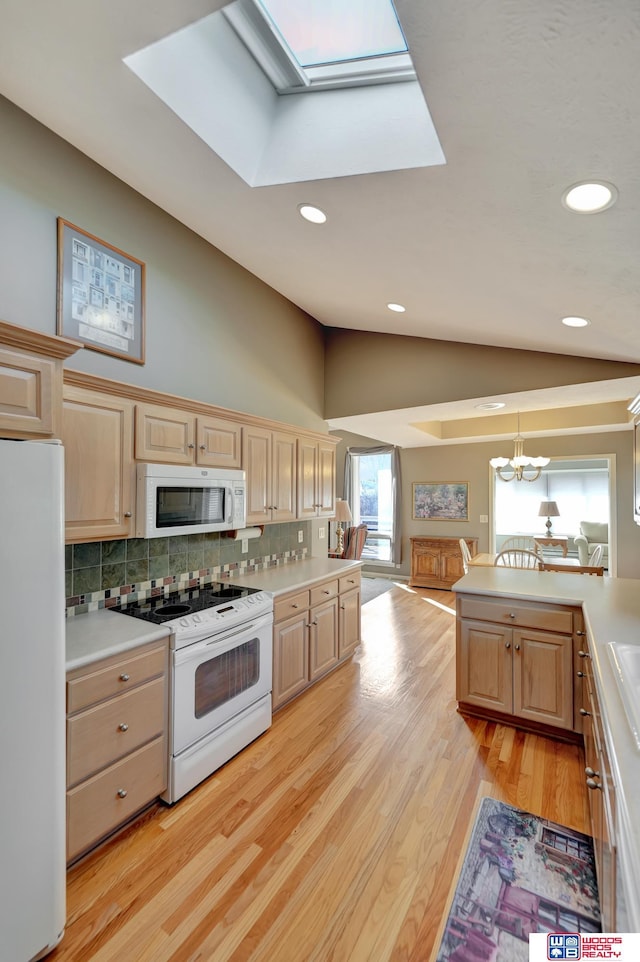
223, 0, 416, 93
345, 445, 401, 564
542, 827, 592, 862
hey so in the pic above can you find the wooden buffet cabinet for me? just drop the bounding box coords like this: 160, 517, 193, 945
456, 591, 583, 736
272, 568, 361, 710
409, 536, 478, 590
65, 640, 168, 863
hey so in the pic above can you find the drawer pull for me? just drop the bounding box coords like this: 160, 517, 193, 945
508, 612, 516, 619
580, 708, 591, 717
586, 777, 601, 791
119, 673, 130, 682
118, 723, 129, 732
505, 642, 511, 649
291, 603, 299, 609
585, 766, 600, 778
577, 671, 585, 678
576, 630, 586, 636
514, 643, 521, 651
578, 649, 589, 658
323, 589, 331, 594
117, 788, 128, 799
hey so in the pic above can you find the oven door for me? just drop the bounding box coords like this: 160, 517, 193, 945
171, 610, 273, 756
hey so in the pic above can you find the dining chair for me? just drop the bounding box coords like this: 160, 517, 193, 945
494, 548, 541, 569
459, 538, 472, 574
500, 536, 544, 561
539, 561, 604, 576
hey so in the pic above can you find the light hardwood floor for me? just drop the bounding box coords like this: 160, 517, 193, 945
52, 586, 590, 962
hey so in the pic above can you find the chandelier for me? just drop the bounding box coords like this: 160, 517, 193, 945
489, 414, 550, 482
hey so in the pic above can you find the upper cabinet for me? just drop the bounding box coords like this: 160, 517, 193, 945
243, 425, 297, 525
0, 320, 80, 439
297, 438, 336, 519
135, 403, 242, 469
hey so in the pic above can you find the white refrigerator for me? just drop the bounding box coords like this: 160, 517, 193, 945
0, 439, 66, 960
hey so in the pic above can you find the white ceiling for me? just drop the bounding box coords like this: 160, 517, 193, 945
1, 0, 639, 445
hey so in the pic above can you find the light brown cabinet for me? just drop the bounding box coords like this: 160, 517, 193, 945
297, 437, 336, 520
62, 385, 136, 543
456, 593, 579, 734
135, 402, 242, 468
243, 424, 297, 524
580, 639, 617, 929
272, 569, 361, 710
66, 641, 168, 863
0, 320, 79, 439
410, 536, 478, 590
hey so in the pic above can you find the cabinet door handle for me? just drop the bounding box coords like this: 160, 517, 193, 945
514, 644, 521, 651
119, 673, 130, 682
199, 444, 206, 450
585, 766, 600, 778
578, 649, 589, 659
124, 511, 132, 518
117, 788, 128, 799
576, 630, 586, 636
580, 708, 591, 717
586, 777, 602, 791
576, 671, 585, 678
340, 605, 345, 610
505, 642, 511, 649
188, 443, 195, 449
118, 722, 129, 732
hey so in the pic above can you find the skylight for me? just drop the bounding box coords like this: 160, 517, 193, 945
256, 0, 408, 68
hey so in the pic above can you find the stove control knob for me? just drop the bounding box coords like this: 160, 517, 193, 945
192, 613, 201, 622
179, 618, 189, 627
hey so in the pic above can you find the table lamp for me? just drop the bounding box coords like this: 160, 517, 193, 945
334, 499, 352, 555
538, 500, 560, 535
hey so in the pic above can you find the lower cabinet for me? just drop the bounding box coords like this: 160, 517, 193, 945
410, 536, 478, 590
456, 593, 579, 734
66, 640, 168, 863
581, 639, 617, 930
273, 570, 361, 710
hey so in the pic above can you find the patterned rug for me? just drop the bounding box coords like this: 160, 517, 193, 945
434, 797, 600, 962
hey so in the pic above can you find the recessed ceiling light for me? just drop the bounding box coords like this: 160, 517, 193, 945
562, 181, 617, 213
387, 303, 406, 313
562, 316, 591, 328
475, 402, 505, 410
298, 204, 327, 224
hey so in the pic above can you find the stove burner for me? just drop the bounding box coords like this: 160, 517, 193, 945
209, 586, 243, 599
155, 603, 192, 617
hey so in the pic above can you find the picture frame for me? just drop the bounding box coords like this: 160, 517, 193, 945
56, 218, 145, 364
412, 482, 469, 521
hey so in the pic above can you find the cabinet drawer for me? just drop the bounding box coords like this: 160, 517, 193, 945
67, 645, 166, 713
458, 596, 574, 634
339, 572, 361, 593
310, 580, 338, 606
67, 676, 165, 786
274, 590, 310, 622
67, 736, 165, 862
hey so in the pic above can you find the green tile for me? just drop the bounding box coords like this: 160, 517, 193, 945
65, 545, 72, 570
126, 538, 149, 561
102, 563, 126, 590
188, 547, 205, 572
203, 542, 220, 568
168, 535, 189, 553
169, 552, 187, 577
149, 537, 169, 557
73, 566, 101, 594
73, 542, 100, 569
102, 539, 126, 563
188, 532, 205, 546
149, 555, 169, 580
126, 558, 149, 583
65, 570, 72, 598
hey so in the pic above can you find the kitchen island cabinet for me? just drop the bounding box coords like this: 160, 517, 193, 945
65, 633, 169, 863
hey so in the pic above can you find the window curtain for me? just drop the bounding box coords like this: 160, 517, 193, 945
343, 445, 402, 565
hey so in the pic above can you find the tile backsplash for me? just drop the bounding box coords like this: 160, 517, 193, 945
65, 522, 310, 616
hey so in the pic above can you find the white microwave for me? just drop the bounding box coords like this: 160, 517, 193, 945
136, 464, 247, 539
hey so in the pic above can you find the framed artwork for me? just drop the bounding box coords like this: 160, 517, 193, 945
56, 218, 145, 364
412, 482, 469, 521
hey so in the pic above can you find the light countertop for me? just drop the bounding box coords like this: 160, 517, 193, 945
66, 608, 171, 672
453, 567, 640, 930
222, 557, 363, 595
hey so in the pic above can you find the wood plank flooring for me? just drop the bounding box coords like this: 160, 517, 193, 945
51, 585, 591, 962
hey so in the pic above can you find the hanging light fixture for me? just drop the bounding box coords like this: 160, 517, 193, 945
489, 413, 550, 482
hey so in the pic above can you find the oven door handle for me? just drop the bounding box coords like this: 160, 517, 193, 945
173, 615, 273, 667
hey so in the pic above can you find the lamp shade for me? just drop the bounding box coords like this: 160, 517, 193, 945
334, 499, 352, 523
538, 501, 560, 518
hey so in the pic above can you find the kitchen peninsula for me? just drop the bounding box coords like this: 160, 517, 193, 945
453, 567, 640, 932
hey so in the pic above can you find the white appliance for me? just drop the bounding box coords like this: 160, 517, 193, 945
116, 583, 273, 803
136, 463, 246, 538
0, 439, 66, 960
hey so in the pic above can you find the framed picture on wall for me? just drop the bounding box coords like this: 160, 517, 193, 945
412, 482, 469, 521
56, 218, 145, 364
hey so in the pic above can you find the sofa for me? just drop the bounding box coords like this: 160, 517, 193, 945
574, 521, 609, 568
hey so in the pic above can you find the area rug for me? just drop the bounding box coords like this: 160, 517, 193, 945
434, 797, 600, 962
361, 577, 395, 605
